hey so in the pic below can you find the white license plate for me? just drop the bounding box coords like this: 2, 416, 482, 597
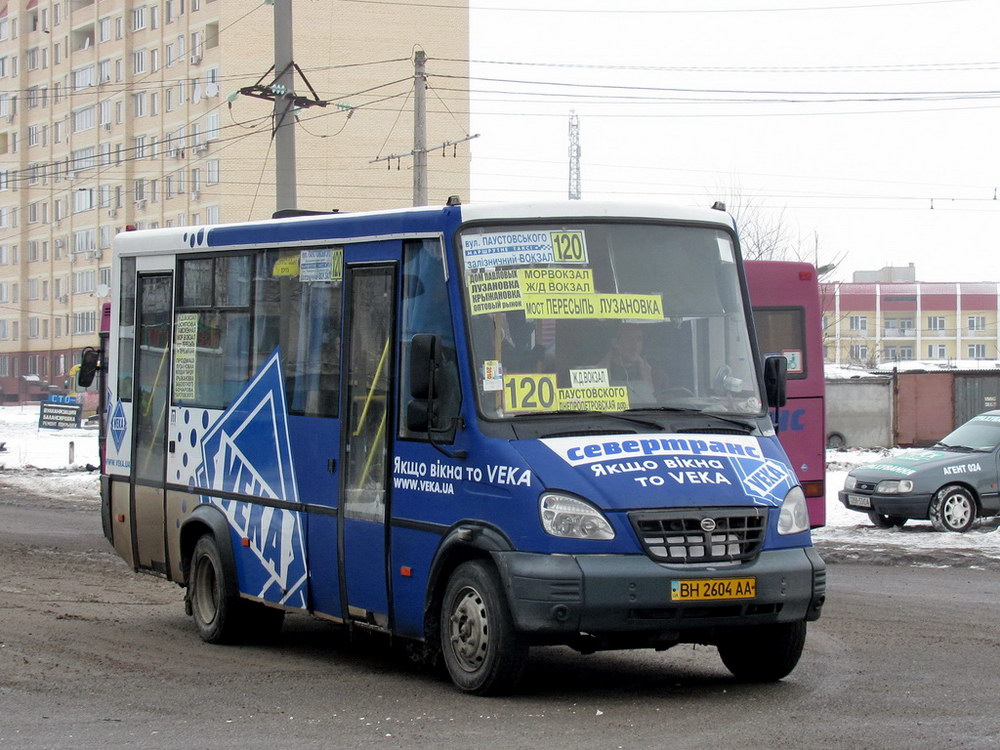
847, 494, 872, 509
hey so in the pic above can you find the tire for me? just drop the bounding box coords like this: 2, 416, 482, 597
440, 560, 529, 696
868, 512, 907, 529
929, 485, 978, 533
826, 432, 846, 449
189, 534, 242, 644
717, 621, 807, 682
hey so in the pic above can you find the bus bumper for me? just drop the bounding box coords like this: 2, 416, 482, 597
492, 546, 825, 640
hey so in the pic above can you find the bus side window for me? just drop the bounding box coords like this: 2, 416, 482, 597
252, 248, 342, 418
173, 255, 252, 408
399, 239, 459, 441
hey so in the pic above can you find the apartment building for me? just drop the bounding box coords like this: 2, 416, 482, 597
821, 280, 1000, 366
0, 0, 470, 401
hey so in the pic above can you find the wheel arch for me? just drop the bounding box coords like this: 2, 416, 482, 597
180, 503, 239, 598
422, 522, 514, 641
934, 481, 982, 510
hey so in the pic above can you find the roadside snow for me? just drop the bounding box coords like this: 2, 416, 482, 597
1, 406, 997, 562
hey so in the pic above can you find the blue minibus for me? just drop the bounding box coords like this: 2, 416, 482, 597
87, 200, 826, 694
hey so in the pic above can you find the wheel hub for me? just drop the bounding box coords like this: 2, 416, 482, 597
943, 495, 971, 528
449, 587, 489, 672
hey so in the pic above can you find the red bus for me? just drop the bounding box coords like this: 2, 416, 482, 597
745, 261, 826, 527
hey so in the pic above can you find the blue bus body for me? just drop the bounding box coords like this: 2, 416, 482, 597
98, 201, 825, 694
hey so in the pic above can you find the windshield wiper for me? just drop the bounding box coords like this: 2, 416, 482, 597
934, 442, 979, 452
623, 406, 755, 433
512, 410, 663, 431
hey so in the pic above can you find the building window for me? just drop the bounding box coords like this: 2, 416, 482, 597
132, 6, 148, 31
849, 315, 867, 331
927, 316, 946, 331
968, 316, 986, 332
927, 344, 947, 359
849, 345, 868, 362
968, 344, 987, 359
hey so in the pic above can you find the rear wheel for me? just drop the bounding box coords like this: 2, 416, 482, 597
929, 485, 977, 533
189, 534, 286, 643
717, 621, 807, 682
440, 560, 528, 695
189, 534, 241, 644
868, 512, 907, 529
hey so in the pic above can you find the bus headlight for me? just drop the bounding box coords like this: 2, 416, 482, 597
539, 493, 615, 540
777, 485, 810, 535
875, 479, 914, 494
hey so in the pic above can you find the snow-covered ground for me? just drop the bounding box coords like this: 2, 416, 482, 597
2, 405, 997, 562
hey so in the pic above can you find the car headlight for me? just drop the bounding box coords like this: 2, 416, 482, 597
875, 479, 914, 494
777, 485, 810, 535
539, 493, 615, 540
844, 474, 857, 490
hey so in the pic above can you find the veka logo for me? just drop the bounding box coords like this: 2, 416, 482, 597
110, 401, 127, 452
195, 349, 307, 607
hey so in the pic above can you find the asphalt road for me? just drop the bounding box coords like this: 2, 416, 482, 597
2, 486, 999, 750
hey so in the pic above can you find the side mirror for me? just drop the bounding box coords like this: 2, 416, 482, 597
409, 333, 440, 400
764, 355, 787, 409
78, 347, 100, 388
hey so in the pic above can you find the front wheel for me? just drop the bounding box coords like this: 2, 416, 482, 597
868, 512, 907, 529
929, 485, 977, 533
440, 560, 528, 695
717, 621, 806, 682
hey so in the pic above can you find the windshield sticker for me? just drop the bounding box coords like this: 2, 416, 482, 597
272, 255, 300, 277
173, 312, 199, 400
504, 373, 558, 412
482, 360, 504, 392
299, 247, 343, 282
462, 230, 588, 271
469, 268, 596, 316
502, 373, 630, 413
558, 386, 629, 412
469, 269, 523, 315
519, 267, 594, 294
570, 368, 610, 388
522, 293, 664, 320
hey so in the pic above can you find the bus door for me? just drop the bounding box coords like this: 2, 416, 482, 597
339, 257, 398, 628
130, 272, 173, 574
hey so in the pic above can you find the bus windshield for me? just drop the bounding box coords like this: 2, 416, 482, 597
459, 221, 763, 420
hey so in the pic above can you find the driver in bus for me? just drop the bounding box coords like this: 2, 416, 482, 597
597, 323, 665, 404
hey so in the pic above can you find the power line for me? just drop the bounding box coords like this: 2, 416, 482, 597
338, 0, 975, 15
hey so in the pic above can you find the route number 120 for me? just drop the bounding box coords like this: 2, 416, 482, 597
551, 231, 587, 263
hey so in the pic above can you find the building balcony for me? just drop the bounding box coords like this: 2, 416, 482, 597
882, 328, 916, 338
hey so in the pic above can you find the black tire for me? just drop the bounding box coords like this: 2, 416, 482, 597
717, 621, 807, 682
868, 512, 907, 529
929, 485, 978, 533
440, 560, 528, 696
189, 534, 242, 644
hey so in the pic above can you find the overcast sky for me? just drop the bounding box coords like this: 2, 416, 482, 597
465, 0, 1000, 284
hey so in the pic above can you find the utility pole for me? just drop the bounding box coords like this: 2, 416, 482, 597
369, 52, 479, 205
273, 0, 296, 212
568, 110, 581, 200
413, 50, 428, 206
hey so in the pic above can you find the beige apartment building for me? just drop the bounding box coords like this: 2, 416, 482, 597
0, 0, 470, 401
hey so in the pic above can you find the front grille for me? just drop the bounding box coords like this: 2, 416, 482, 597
629, 507, 767, 565
855, 480, 878, 492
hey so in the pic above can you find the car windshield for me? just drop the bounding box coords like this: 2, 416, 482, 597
937, 415, 1000, 452
459, 221, 763, 420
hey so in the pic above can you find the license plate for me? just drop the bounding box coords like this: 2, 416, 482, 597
847, 494, 872, 509
670, 577, 756, 602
